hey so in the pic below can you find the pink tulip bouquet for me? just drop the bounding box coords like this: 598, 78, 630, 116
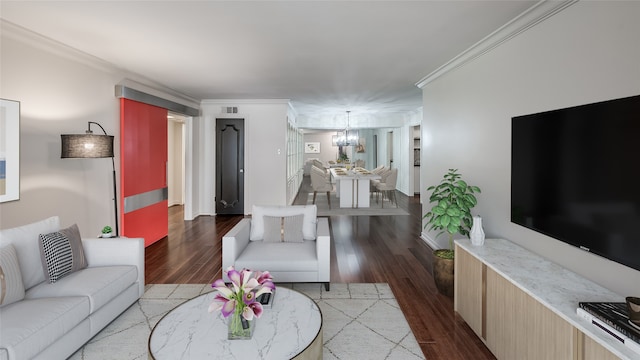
208, 266, 275, 338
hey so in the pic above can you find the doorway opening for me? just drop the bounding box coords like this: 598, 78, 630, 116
167, 112, 186, 208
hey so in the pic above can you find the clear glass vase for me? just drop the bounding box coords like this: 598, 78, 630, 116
227, 307, 255, 340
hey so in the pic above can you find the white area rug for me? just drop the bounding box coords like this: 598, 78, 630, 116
70, 283, 424, 360
307, 193, 409, 217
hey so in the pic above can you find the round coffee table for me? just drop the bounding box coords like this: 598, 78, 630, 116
148, 287, 322, 359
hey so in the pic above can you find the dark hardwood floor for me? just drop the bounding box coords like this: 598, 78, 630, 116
145, 177, 495, 359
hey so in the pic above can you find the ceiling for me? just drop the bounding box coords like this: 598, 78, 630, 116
1, 1, 537, 129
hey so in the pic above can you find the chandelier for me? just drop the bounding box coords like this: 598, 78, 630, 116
334, 111, 359, 146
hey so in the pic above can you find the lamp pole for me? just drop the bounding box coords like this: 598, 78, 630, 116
88, 122, 119, 237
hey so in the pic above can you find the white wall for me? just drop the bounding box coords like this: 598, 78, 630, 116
200, 100, 290, 215
167, 119, 184, 207
0, 21, 199, 235
302, 132, 337, 165
419, 1, 640, 296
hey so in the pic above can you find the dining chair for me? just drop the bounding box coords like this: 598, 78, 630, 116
310, 165, 333, 208
375, 168, 398, 208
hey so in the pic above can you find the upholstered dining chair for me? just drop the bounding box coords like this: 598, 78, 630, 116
354, 159, 365, 168
312, 159, 327, 172
375, 168, 398, 208
370, 166, 388, 200
310, 165, 333, 208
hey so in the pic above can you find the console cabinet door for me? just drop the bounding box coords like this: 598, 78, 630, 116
580, 331, 621, 360
454, 245, 484, 338
485, 268, 574, 359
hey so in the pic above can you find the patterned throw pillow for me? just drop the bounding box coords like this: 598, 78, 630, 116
0, 244, 26, 307
38, 224, 87, 283
263, 215, 305, 243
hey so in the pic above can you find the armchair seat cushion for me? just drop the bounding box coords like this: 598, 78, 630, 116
235, 241, 318, 272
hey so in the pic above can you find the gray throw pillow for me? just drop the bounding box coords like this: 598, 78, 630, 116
38, 224, 87, 283
0, 244, 26, 307
263, 215, 305, 243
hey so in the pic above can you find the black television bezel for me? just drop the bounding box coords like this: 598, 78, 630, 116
510, 94, 640, 272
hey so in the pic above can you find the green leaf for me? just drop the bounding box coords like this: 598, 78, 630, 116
456, 180, 467, 188
440, 214, 451, 227
432, 206, 446, 216
447, 223, 459, 234
465, 194, 478, 207
446, 207, 461, 217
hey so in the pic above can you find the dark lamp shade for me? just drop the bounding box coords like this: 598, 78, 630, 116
61, 134, 114, 158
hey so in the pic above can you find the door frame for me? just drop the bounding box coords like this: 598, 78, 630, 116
215, 118, 245, 215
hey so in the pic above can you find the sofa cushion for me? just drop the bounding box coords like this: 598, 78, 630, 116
250, 205, 317, 241
0, 296, 89, 360
0, 244, 25, 308
0, 217, 59, 290
263, 214, 304, 243
38, 224, 87, 283
25, 265, 137, 313
236, 241, 318, 272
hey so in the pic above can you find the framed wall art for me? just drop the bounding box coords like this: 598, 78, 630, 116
0, 99, 20, 203
305, 142, 320, 153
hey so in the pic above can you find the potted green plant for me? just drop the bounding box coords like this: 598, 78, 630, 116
101, 225, 113, 238
337, 152, 349, 163
423, 169, 481, 296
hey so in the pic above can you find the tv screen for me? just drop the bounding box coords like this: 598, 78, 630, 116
511, 95, 640, 272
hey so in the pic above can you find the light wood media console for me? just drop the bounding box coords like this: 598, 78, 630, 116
454, 238, 637, 360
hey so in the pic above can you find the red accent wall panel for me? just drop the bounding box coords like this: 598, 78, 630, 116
120, 98, 168, 247
122, 201, 169, 247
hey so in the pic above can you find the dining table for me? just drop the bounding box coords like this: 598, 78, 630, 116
329, 167, 381, 208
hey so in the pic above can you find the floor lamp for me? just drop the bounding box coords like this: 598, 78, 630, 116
61, 121, 119, 237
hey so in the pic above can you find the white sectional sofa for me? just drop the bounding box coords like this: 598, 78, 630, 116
222, 205, 330, 290
0, 216, 144, 360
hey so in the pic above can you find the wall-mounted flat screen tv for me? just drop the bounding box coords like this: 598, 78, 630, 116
511, 94, 640, 272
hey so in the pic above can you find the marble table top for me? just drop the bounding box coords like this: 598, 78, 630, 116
148, 287, 322, 359
330, 167, 380, 179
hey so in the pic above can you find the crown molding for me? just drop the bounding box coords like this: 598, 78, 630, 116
1, 19, 117, 74
2, 19, 201, 108
201, 99, 291, 105
415, 0, 578, 89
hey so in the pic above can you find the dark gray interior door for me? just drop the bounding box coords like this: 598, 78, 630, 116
216, 118, 244, 215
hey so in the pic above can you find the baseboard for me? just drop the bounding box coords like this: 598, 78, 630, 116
420, 232, 439, 251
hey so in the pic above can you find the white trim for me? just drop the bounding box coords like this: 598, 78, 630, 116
1, 20, 201, 108
415, 0, 578, 89
421, 232, 439, 251
1, 19, 116, 74
201, 99, 290, 105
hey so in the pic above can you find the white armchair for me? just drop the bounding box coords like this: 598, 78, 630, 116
222, 205, 331, 290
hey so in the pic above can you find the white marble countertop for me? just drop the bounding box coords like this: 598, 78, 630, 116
148, 287, 322, 359
329, 167, 380, 179
456, 238, 637, 360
